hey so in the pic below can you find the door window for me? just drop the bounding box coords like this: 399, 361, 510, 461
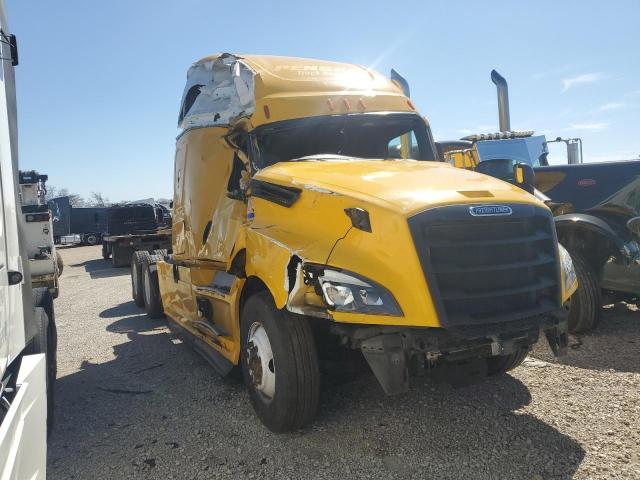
387, 130, 420, 159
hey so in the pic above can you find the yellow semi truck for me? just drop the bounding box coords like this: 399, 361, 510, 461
132, 54, 576, 432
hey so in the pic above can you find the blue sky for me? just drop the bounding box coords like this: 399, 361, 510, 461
7, 0, 640, 201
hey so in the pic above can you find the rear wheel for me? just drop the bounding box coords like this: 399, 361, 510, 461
102, 242, 110, 259
142, 257, 164, 318
26, 288, 57, 433
240, 292, 320, 432
111, 244, 132, 267
55, 252, 63, 275
131, 251, 151, 307
153, 249, 168, 258
567, 250, 601, 333
85, 233, 98, 246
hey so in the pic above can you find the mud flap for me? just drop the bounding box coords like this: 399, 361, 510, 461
545, 319, 568, 357
360, 334, 408, 395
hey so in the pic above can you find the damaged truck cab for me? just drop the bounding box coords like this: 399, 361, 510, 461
141, 54, 576, 432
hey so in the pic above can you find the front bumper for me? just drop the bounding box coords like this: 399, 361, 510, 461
332, 308, 568, 395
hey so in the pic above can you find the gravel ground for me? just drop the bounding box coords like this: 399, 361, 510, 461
48, 246, 640, 479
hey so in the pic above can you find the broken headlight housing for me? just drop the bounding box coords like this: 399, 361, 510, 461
558, 244, 577, 293
317, 269, 402, 316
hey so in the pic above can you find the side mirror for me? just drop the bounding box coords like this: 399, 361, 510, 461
8, 33, 18, 66
513, 163, 535, 194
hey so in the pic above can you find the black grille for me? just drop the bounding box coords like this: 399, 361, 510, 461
408, 203, 561, 327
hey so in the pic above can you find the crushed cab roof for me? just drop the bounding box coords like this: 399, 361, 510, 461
178, 53, 409, 130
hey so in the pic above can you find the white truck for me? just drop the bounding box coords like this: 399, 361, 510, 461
0, 2, 57, 478
19, 170, 62, 297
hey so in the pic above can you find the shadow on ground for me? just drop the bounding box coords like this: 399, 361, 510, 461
100, 302, 140, 319
532, 302, 639, 373
48, 301, 585, 479
68, 258, 130, 279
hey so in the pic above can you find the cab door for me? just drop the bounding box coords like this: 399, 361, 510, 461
179, 126, 246, 263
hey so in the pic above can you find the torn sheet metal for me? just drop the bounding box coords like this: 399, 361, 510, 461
179, 53, 256, 130
285, 261, 330, 319
244, 228, 294, 308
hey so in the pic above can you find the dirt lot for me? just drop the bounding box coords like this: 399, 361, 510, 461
48, 245, 639, 479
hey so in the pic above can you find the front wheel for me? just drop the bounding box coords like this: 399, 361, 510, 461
567, 250, 601, 333
240, 292, 320, 433
486, 348, 529, 376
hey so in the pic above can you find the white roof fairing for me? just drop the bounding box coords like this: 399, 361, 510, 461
178, 53, 256, 130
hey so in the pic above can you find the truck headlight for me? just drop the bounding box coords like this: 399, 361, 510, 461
558, 244, 577, 292
318, 269, 402, 316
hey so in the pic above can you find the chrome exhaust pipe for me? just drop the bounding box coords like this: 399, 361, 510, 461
491, 70, 510, 133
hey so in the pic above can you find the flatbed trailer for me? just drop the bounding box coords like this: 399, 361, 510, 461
102, 229, 171, 267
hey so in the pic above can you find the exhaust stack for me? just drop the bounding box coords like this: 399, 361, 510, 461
491, 70, 510, 133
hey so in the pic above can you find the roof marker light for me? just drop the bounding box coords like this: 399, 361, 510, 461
358, 98, 366, 109
263, 105, 271, 119
343, 98, 351, 111
407, 100, 415, 110
327, 99, 335, 111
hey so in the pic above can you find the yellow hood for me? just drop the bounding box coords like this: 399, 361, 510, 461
256, 158, 544, 215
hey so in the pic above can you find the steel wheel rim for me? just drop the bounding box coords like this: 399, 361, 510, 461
143, 268, 151, 306
246, 322, 275, 401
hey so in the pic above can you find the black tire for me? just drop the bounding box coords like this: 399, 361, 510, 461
111, 244, 132, 268
567, 250, 601, 333
153, 249, 168, 258
486, 347, 529, 376
85, 233, 98, 246
102, 242, 110, 260
131, 251, 151, 307
55, 252, 64, 275
111, 244, 119, 267
142, 257, 164, 318
240, 291, 320, 433
26, 288, 57, 433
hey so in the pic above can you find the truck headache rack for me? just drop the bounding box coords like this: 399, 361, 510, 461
409, 204, 561, 326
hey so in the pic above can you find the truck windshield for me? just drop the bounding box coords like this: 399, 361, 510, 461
475, 136, 548, 168
250, 112, 437, 169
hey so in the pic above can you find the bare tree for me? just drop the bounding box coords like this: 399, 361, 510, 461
44, 185, 69, 201
46, 186, 112, 207
45, 185, 85, 206
67, 194, 86, 207
88, 191, 110, 207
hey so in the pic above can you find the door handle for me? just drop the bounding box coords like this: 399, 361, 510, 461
8, 271, 23, 286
